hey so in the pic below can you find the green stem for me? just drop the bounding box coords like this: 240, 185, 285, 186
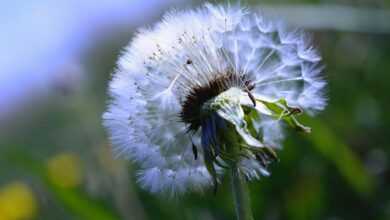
230, 165, 254, 220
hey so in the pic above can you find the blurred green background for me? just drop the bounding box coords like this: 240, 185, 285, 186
1, 0, 389, 219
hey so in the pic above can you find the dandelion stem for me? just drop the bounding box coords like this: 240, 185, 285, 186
230, 165, 254, 220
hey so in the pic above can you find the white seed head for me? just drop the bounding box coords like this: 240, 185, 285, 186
103, 3, 326, 195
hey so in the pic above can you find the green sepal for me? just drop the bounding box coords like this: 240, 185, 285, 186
203, 151, 218, 193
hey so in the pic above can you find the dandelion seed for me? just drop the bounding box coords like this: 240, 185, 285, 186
103, 3, 326, 196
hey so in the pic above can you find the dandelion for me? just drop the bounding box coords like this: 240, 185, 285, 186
47, 153, 83, 188
103, 3, 326, 219
0, 182, 38, 220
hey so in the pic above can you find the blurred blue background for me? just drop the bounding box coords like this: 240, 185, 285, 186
0, 0, 389, 219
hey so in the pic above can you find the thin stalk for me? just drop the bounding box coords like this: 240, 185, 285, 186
230, 165, 254, 220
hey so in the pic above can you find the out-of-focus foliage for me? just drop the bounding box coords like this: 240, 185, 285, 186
0, 0, 389, 220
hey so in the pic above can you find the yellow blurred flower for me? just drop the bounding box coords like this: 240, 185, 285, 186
0, 182, 37, 220
47, 153, 83, 188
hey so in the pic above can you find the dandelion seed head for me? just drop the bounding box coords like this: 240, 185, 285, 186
103, 3, 326, 194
